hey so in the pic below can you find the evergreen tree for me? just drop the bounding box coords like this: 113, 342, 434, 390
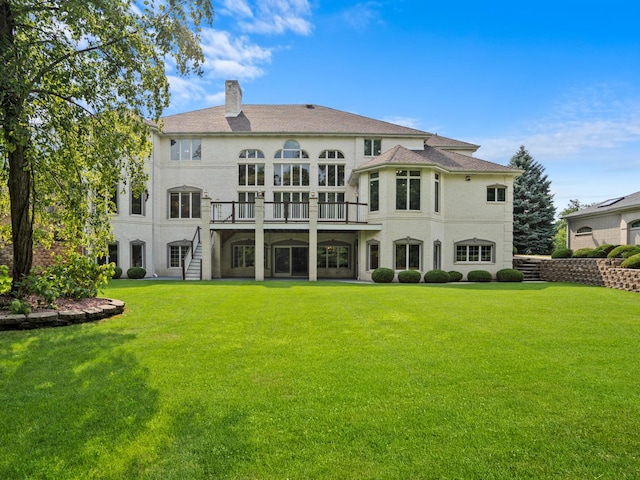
508, 146, 556, 254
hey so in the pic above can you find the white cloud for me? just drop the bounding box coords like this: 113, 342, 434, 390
167, 75, 207, 105
382, 116, 423, 130
199, 29, 272, 80
219, 0, 253, 18
237, 0, 313, 35
340, 2, 384, 31
476, 86, 640, 163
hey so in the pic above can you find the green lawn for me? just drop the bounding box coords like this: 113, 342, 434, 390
1, 281, 640, 479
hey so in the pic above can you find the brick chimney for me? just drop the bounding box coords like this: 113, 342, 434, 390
225, 80, 243, 117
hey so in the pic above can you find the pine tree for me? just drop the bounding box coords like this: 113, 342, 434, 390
509, 146, 556, 254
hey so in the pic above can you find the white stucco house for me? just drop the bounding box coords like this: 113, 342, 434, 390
564, 191, 640, 250
110, 80, 521, 281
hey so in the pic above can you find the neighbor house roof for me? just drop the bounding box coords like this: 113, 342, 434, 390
353, 145, 520, 174
563, 191, 640, 219
154, 104, 431, 136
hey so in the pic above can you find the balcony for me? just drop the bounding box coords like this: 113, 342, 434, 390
210, 201, 371, 225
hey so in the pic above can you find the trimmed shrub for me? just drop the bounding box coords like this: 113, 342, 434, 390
551, 248, 573, 259
595, 244, 617, 256
113, 266, 123, 279
424, 269, 449, 283
467, 270, 492, 282
127, 267, 147, 279
398, 270, 421, 283
496, 268, 524, 282
587, 248, 607, 258
447, 271, 463, 282
572, 248, 594, 258
620, 253, 640, 269
371, 267, 394, 283
622, 246, 640, 258
608, 245, 640, 258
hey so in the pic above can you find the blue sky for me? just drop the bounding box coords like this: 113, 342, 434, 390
164, 0, 640, 213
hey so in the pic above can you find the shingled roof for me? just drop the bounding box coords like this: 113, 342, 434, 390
354, 145, 520, 174
156, 104, 431, 136
563, 191, 640, 219
424, 134, 479, 151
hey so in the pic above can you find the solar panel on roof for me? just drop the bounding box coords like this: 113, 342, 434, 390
598, 197, 624, 207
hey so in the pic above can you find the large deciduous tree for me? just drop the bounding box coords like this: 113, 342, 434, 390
0, 0, 213, 291
509, 146, 556, 254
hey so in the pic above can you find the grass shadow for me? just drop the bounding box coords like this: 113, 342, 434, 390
0, 328, 159, 478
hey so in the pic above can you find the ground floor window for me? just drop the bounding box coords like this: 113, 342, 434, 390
169, 243, 190, 268
317, 245, 349, 268
395, 241, 421, 270
131, 242, 145, 268
455, 242, 494, 263
233, 245, 255, 268
368, 242, 379, 270
98, 243, 118, 266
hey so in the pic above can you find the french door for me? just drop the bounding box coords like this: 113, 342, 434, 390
274, 246, 308, 277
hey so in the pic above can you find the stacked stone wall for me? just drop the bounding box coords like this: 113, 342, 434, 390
538, 258, 639, 293
1, 242, 73, 271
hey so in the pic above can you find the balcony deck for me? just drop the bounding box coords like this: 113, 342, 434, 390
209, 201, 381, 231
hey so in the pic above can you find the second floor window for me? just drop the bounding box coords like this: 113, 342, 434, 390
396, 170, 420, 210
170, 139, 201, 160
487, 185, 506, 202
369, 172, 379, 212
238, 164, 265, 186
364, 139, 381, 156
274, 163, 310, 186
318, 164, 345, 187
170, 190, 201, 219
131, 189, 146, 216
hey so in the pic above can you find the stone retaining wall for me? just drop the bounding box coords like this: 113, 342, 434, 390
538, 258, 639, 293
0, 298, 125, 331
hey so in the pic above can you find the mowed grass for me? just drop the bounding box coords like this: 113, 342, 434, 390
1, 281, 640, 479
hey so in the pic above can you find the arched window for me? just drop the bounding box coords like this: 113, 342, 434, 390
275, 140, 309, 159
168, 240, 191, 268
630, 220, 640, 229
319, 150, 345, 159
577, 226, 593, 235
239, 149, 264, 159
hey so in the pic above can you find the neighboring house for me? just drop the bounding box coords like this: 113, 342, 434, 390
110, 80, 521, 281
564, 191, 640, 250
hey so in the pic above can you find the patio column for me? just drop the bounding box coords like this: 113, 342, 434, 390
201, 192, 212, 280
308, 193, 318, 281
255, 192, 265, 281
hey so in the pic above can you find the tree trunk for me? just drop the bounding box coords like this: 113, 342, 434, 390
8, 144, 34, 290
1, 1, 33, 290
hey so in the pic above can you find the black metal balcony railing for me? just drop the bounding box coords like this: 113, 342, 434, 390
210, 201, 368, 224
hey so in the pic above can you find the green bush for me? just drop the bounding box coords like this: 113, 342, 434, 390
16, 254, 114, 306
572, 248, 594, 258
9, 298, 31, 315
127, 267, 147, 279
587, 248, 607, 258
551, 248, 573, 259
609, 245, 640, 258
0, 265, 11, 294
371, 268, 394, 283
398, 270, 421, 283
467, 270, 492, 282
622, 246, 640, 258
620, 253, 640, 269
496, 268, 524, 282
424, 269, 449, 283
113, 266, 123, 279
595, 244, 617, 256
447, 271, 463, 282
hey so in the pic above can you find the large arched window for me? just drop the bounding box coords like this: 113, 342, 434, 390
275, 140, 309, 159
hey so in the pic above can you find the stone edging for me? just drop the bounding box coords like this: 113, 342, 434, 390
0, 298, 125, 331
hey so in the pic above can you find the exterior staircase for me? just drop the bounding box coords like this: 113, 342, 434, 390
184, 243, 202, 280
513, 257, 542, 281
